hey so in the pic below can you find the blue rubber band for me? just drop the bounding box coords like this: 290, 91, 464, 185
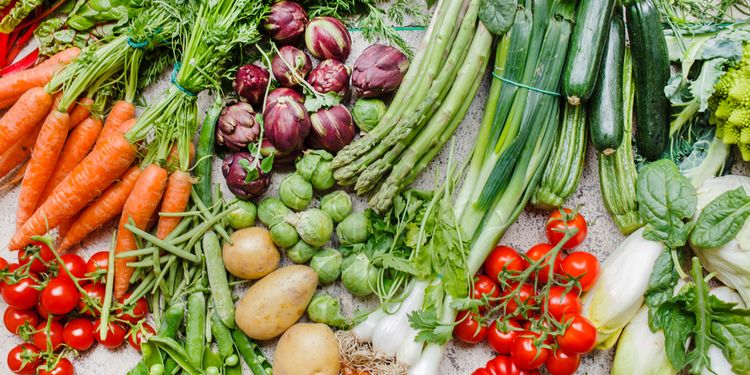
127, 37, 149, 49
171, 62, 197, 97
491, 72, 560, 97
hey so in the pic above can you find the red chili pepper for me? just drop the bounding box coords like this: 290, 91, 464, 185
1, 48, 38, 76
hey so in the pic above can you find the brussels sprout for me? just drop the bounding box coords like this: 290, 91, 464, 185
336, 212, 369, 245
295, 149, 333, 181
270, 222, 300, 248
258, 197, 293, 227
311, 160, 335, 191
307, 293, 349, 329
279, 173, 313, 210
226, 201, 257, 229
352, 98, 386, 132
287, 240, 319, 264
341, 253, 377, 296
309, 248, 342, 283
292, 209, 333, 247
320, 191, 352, 223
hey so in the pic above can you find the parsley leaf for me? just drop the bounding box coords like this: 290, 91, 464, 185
408, 309, 453, 345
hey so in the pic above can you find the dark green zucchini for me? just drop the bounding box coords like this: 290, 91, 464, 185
562, 0, 616, 105
589, 16, 625, 155
627, 0, 670, 160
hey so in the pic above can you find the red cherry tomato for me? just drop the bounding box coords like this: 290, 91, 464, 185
546, 286, 582, 321
0, 256, 8, 271
526, 243, 564, 283
557, 315, 597, 354
57, 254, 87, 281
485, 355, 517, 375
127, 323, 156, 351
18, 241, 55, 274
7, 343, 40, 375
41, 278, 79, 315
510, 332, 549, 370
2, 277, 40, 310
116, 293, 149, 324
63, 318, 96, 351
78, 283, 105, 316
38, 358, 74, 375
561, 252, 601, 292
95, 322, 126, 349
4, 307, 40, 335
472, 275, 500, 311
484, 246, 527, 283
545, 209, 588, 250
487, 319, 521, 355
85, 251, 109, 282
453, 311, 488, 344
545, 349, 581, 375
502, 283, 536, 316
472, 369, 493, 375
32, 320, 64, 351
35, 300, 62, 321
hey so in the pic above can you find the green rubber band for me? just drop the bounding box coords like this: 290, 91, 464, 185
171, 62, 197, 97
347, 26, 427, 32
127, 37, 148, 49
491, 72, 561, 97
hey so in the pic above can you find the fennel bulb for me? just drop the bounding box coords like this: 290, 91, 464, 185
612, 305, 677, 375
581, 228, 665, 349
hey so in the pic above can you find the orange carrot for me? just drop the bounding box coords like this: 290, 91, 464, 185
10, 129, 137, 250
0, 88, 52, 152
35, 48, 81, 70
59, 166, 141, 251
0, 95, 20, 109
114, 165, 168, 298
37, 116, 103, 209
16, 110, 70, 229
97, 101, 135, 145
0, 64, 67, 101
68, 98, 94, 128
156, 171, 194, 239
165, 143, 196, 171
57, 217, 73, 238
0, 125, 42, 178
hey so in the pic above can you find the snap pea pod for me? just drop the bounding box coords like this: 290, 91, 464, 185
149, 336, 200, 375
203, 231, 235, 328
195, 96, 223, 204
142, 342, 165, 371
186, 292, 206, 369
158, 302, 186, 338
164, 358, 178, 375
210, 313, 234, 358
203, 348, 223, 375
232, 329, 272, 375
126, 362, 149, 375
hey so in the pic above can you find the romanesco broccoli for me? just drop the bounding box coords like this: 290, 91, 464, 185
709, 43, 750, 160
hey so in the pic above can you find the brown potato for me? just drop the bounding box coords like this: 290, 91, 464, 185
273, 323, 340, 375
222, 227, 280, 279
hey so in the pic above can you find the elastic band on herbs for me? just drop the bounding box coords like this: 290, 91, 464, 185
491, 72, 561, 97
347, 26, 428, 32
127, 37, 149, 49
171, 62, 197, 97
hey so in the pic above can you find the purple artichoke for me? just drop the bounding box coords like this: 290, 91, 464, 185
305, 17, 352, 62
216, 102, 261, 151
222, 152, 271, 199
266, 87, 304, 108
263, 95, 311, 153
271, 46, 312, 88
234, 64, 270, 105
351, 44, 409, 98
308, 59, 350, 96
263, 1, 307, 45
307, 105, 355, 153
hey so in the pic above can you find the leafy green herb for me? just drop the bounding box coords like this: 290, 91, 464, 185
304, 92, 342, 112
690, 187, 750, 248
478, 0, 517, 36
408, 306, 454, 345
645, 249, 679, 315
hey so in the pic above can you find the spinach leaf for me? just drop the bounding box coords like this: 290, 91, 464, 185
652, 300, 694, 370
711, 300, 750, 374
479, 0, 517, 36
645, 249, 679, 320
690, 187, 750, 249
637, 160, 697, 248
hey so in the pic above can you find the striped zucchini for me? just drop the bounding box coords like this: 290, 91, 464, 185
598, 48, 643, 234
531, 102, 587, 210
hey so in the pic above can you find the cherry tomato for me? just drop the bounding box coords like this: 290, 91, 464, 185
546, 286, 582, 321
7, 343, 40, 375
510, 332, 549, 370
0, 256, 8, 271
453, 311, 488, 344
95, 322, 126, 349
502, 283, 536, 316
32, 320, 64, 351
57, 254, 87, 281
78, 283, 105, 316
85, 251, 109, 282
484, 246, 527, 283
4, 307, 40, 335
35, 300, 62, 321
545, 349, 580, 375
472, 369, 493, 375
127, 323, 156, 351
63, 318, 96, 351
525, 243, 564, 283
41, 278, 79, 315
38, 358, 74, 375
2, 277, 40, 310
561, 252, 601, 292
557, 315, 597, 354
18, 241, 55, 274
484, 355, 517, 375
472, 275, 500, 311
487, 319, 521, 355
545, 209, 587, 250
116, 293, 149, 324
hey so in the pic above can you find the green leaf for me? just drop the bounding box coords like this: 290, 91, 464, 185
637, 160, 697, 248
260, 153, 274, 173
645, 249, 678, 316
304, 92, 342, 113
652, 300, 694, 370
690, 58, 730, 111
408, 309, 454, 345
711, 308, 750, 374
479, 0, 517, 36
690, 187, 750, 249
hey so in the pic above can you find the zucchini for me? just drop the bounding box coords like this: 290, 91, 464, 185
599, 48, 643, 235
531, 102, 587, 210
627, 0, 670, 160
562, 0, 616, 105
589, 16, 625, 155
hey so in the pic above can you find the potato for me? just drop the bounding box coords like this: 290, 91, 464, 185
235, 265, 318, 340
223, 227, 280, 279
273, 323, 340, 375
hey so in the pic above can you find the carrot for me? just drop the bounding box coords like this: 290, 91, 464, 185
0, 125, 41, 178
97, 100, 135, 145
37, 116, 103, 209
9, 128, 137, 250
114, 165, 168, 298
16, 110, 70, 229
0, 87, 52, 152
35, 48, 81, 69
155, 170, 194, 239
57, 217, 73, 238
0, 63, 67, 101
68, 97, 94, 128
59, 166, 141, 251
0, 94, 19, 109
0, 162, 27, 193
